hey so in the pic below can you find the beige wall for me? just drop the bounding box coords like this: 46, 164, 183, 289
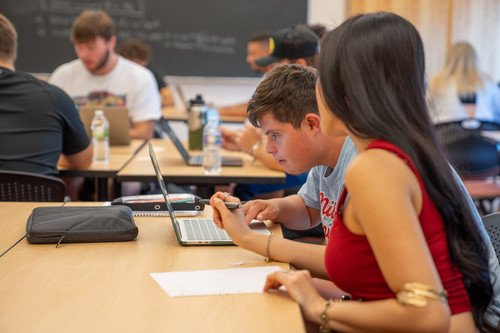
348, 0, 500, 81
450, 0, 500, 81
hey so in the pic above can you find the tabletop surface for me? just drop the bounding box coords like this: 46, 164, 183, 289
0, 202, 304, 332
58, 139, 146, 176
162, 106, 247, 124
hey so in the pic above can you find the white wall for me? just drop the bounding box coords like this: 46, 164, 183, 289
308, 0, 347, 29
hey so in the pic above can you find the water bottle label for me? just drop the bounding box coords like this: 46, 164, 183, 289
93, 127, 109, 139
204, 134, 221, 144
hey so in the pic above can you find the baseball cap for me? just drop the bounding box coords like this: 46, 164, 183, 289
255, 26, 319, 67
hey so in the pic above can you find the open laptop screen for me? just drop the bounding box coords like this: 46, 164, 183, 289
148, 141, 177, 221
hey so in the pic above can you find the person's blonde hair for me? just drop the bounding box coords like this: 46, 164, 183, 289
430, 42, 486, 95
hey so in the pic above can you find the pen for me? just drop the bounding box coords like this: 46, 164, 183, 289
199, 199, 242, 210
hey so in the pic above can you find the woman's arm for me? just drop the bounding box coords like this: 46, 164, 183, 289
265, 149, 453, 332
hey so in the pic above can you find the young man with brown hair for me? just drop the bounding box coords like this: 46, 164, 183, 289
49, 10, 161, 140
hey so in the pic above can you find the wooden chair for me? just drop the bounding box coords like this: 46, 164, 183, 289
0, 170, 66, 202
482, 212, 500, 261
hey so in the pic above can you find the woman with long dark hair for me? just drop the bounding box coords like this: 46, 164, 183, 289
210, 12, 498, 332
305, 12, 495, 332
279, 12, 493, 332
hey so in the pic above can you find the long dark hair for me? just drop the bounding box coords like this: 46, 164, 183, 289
318, 12, 494, 331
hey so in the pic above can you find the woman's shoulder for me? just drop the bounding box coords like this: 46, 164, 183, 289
345, 143, 415, 190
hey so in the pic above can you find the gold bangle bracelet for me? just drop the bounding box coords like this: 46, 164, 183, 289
264, 234, 274, 262
396, 282, 448, 307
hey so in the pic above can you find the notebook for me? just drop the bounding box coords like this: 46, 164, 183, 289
79, 106, 131, 146
148, 141, 270, 245
161, 120, 243, 167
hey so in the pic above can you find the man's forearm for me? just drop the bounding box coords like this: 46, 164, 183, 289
272, 195, 319, 230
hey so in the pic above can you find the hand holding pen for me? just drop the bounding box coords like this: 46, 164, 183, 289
199, 198, 242, 210
209, 192, 250, 245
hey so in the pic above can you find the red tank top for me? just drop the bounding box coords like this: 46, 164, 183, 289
324, 139, 471, 314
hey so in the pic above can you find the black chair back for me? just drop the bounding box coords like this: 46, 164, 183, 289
0, 170, 66, 202
435, 119, 500, 179
482, 212, 500, 261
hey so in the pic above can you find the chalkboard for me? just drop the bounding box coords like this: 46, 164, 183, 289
0, 0, 307, 77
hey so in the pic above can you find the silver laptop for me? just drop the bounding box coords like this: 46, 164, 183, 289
161, 120, 243, 167
79, 107, 130, 146
148, 142, 269, 245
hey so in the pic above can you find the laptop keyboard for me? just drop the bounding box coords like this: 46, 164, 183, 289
182, 218, 231, 241
190, 155, 203, 164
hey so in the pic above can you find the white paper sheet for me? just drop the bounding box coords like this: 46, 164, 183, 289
151, 266, 283, 297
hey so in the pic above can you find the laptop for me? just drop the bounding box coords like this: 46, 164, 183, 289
148, 141, 270, 245
79, 107, 131, 146
161, 120, 243, 167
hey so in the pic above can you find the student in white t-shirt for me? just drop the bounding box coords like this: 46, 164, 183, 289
49, 9, 161, 140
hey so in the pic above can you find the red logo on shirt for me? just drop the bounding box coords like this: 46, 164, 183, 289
320, 192, 336, 240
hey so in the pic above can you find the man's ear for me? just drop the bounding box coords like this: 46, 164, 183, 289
304, 113, 321, 134
108, 35, 117, 50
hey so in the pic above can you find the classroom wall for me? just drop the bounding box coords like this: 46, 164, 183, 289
188, 0, 500, 109
348, 0, 500, 82
25, 1, 498, 109
170, 0, 345, 109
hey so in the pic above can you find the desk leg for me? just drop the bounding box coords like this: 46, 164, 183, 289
114, 181, 122, 199
95, 177, 108, 201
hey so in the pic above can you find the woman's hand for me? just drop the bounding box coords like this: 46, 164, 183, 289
264, 269, 326, 324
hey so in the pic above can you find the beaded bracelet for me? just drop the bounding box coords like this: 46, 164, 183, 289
264, 234, 274, 262
319, 295, 350, 333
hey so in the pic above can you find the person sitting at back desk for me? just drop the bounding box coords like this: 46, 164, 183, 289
0, 13, 92, 196
116, 38, 175, 108
49, 9, 161, 141
216, 31, 273, 117
428, 41, 500, 124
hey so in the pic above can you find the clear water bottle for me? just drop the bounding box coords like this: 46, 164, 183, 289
91, 110, 109, 162
202, 116, 221, 174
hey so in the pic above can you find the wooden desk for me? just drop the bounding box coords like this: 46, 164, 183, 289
59, 139, 146, 200
0, 202, 304, 332
163, 106, 247, 124
117, 138, 286, 187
